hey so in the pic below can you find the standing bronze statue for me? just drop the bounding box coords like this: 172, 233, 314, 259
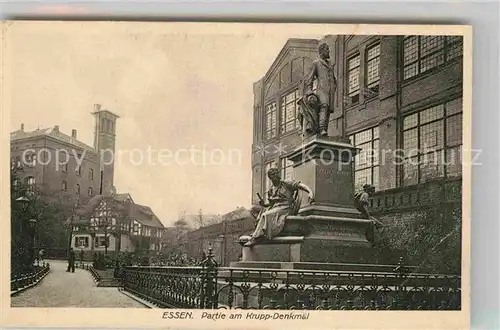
245, 168, 314, 246
297, 42, 337, 137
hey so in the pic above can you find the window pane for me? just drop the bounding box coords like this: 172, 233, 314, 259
420, 150, 445, 181
403, 36, 418, 63
420, 36, 445, 57
403, 157, 419, 186
404, 63, 418, 79
446, 97, 462, 116
403, 128, 418, 152
281, 158, 294, 181
372, 166, 379, 189
371, 139, 380, 165
356, 142, 371, 168
348, 55, 360, 69
354, 129, 372, 145
403, 113, 418, 130
420, 104, 444, 124
420, 121, 444, 151
447, 36, 462, 44
447, 37, 463, 60
421, 51, 445, 73
280, 91, 298, 133
285, 92, 296, 104
446, 146, 462, 177
446, 114, 462, 146
355, 168, 371, 191
285, 103, 295, 121
373, 126, 379, 139
348, 67, 360, 95
265, 102, 277, 139
366, 57, 380, 87
367, 44, 380, 60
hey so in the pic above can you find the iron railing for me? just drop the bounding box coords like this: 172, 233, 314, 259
121, 250, 460, 310
11, 263, 50, 294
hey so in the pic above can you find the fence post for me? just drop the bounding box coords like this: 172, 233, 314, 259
200, 246, 219, 309
393, 256, 409, 309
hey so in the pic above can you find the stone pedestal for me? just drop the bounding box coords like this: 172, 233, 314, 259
235, 136, 396, 268
288, 136, 360, 216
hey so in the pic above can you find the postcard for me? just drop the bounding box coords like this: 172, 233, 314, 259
1, 21, 471, 329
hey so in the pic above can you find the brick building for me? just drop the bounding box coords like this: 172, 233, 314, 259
252, 35, 463, 200
10, 104, 118, 198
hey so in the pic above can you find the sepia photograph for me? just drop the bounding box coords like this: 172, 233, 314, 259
2, 21, 471, 329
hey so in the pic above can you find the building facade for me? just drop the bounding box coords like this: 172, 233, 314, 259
10, 104, 118, 199
72, 193, 165, 254
251, 35, 463, 200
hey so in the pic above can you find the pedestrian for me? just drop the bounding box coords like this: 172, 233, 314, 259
38, 249, 44, 266
67, 248, 76, 273
79, 249, 84, 265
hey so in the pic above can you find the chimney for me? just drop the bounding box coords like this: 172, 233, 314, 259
53, 125, 59, 132
72, 129, 77, 139
20, 123, 24, 131
94, 104, 102, 112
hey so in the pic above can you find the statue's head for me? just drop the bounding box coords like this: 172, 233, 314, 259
306, 93, 319, 107
318, 42, 330, 60
267, 167, 281, 182
363, 184, 376, 194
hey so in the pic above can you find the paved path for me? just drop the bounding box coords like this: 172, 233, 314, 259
11, 260, 145, 308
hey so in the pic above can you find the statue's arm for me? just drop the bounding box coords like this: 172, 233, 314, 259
298, 182, 315, 202
359, 193, 372, 218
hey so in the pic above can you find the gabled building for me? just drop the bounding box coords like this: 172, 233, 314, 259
71, 193, 164, 254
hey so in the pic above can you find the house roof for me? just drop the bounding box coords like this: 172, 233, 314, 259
129, 203, 164, 228
221, 207, 252, 222
113, 193, 134, 203
75, 193, 164, 229
11, 126, 95, 152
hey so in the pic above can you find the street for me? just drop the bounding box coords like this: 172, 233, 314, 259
11, 260, 145, 308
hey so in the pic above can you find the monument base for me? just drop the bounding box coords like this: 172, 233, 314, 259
238, 237, 399, 265
229, 261, 414, 273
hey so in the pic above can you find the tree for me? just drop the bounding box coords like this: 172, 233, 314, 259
11, 166, 33, 275
196, 208, 204, 228
386, 203, 462, 274
11, 163, 90, 273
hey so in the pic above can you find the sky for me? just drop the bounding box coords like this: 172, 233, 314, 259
6, 22, 324, 226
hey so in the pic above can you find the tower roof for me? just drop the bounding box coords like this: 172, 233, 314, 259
91, 104, 120, 118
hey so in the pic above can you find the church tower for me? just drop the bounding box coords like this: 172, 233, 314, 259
92, 104, 119, 196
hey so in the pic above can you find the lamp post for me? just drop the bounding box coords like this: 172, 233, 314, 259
15, 196, 33, 270
29, 219, 37, 267
218, 234, 226, 266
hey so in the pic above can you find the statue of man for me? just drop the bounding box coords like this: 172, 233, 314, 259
354, 184, 385, 246
303, 42, 337, 137
245, 168, 314, 246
